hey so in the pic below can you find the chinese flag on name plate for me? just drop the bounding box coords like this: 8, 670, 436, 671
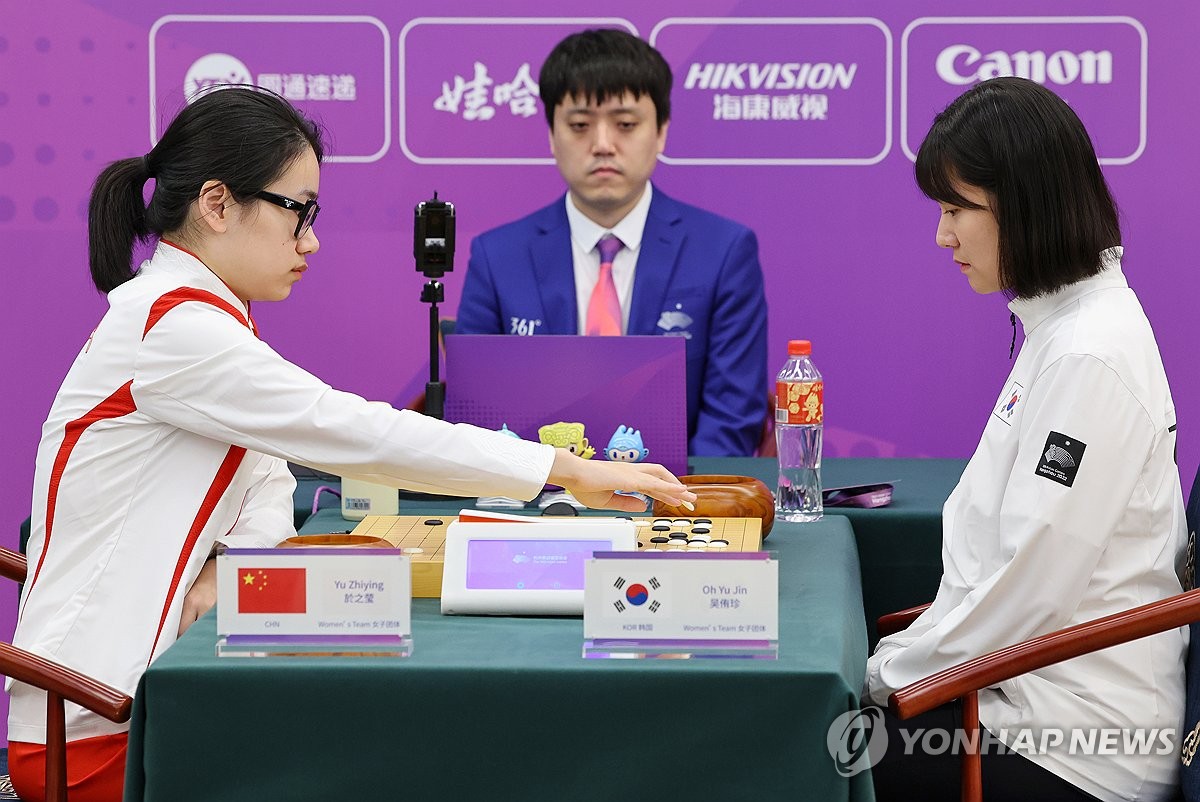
237, 567, 307, 614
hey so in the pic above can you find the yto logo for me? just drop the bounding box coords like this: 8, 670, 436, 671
935, 44, 1113, 86
184, 53, 253, 100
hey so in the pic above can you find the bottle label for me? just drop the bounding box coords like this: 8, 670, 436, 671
776, 380, 823, 425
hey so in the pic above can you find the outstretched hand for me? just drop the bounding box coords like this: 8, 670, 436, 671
547, 449, 697, 512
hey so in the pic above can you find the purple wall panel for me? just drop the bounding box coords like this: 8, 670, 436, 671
2, 0, 1197, 741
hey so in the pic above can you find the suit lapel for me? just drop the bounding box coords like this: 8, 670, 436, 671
629, 191, 684, 335
530, 199, 578, 335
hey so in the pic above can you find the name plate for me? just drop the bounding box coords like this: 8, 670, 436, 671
583, 552, 778, 659
216, 548, 412, 657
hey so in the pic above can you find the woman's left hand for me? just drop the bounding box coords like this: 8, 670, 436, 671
178, 557, 219, 637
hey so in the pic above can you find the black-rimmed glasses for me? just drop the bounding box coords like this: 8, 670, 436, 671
255, 190, 320, 239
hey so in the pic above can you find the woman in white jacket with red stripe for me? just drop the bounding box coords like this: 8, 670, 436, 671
9, 87, 694, 802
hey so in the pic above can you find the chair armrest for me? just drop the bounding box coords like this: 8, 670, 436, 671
889, 588, 1200, 719
0, 642, 131, 723
0, 547, 27, 583
877, 603, 932, 637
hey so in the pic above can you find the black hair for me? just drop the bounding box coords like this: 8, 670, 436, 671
87, 86, 326, 293
915, 77, 1121, 299
539, 28, 672, 129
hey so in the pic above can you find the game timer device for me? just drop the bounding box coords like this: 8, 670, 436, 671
440, 512, 637, 616
350, 514, 764, 600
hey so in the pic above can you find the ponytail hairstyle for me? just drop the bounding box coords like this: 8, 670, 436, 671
88, 86, 326, 293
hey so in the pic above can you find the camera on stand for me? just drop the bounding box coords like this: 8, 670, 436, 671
415, 194, 455, 279
414, 193, 455, 419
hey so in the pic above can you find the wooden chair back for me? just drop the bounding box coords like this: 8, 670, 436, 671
0, 546, 133, 802
883, 462, 1200, 802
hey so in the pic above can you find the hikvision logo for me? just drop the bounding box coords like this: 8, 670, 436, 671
684, 62, 858, 91
935, 45, 1113, 86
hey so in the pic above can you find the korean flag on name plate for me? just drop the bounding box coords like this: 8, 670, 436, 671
608, 575, 668, 617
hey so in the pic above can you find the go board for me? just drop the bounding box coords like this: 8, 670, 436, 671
350, 515, 763, 598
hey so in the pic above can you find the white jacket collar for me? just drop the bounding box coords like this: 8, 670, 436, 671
145, 240, 251, 320
1008, 247, 1127, 335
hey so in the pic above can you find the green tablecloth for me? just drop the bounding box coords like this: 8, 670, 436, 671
124, 517, 872, 802
695, 457, 965, 643
296, 457, 966, 643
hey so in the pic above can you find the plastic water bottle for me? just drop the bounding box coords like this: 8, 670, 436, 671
775, 340, 823, 522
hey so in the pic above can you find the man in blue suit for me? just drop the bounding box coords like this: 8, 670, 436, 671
456, 29, 768, 456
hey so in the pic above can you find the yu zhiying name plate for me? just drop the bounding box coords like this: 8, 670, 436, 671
583, 552, 778, 659
216, 549, 411, 657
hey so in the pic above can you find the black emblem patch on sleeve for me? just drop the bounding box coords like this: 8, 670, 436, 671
1035, 431, 1087, 487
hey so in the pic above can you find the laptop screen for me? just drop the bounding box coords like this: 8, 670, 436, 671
444, 334, 688, 477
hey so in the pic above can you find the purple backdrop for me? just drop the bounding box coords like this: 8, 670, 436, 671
3, 1, 1198, 741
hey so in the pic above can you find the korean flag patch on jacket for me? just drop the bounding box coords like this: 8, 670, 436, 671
1035, 431, 1087, 487
993, 380, 1024, 425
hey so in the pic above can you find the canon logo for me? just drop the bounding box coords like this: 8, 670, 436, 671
935, 45, 1113, 86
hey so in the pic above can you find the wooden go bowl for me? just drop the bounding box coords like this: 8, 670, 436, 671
277, 534, 393, 548
652, 474, 775, 538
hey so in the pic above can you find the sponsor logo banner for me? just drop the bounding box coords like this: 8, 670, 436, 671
400, 18, 636, 164
150, 15, 390, 163
651, 17, 892, 165
902, 16, 1147, 164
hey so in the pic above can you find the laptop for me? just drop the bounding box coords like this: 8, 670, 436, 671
443, 334, 688, 477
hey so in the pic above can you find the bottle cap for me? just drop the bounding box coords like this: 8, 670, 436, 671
787, 340, 812, 356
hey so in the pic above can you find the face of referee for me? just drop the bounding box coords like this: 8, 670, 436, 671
549, 92, 668, 229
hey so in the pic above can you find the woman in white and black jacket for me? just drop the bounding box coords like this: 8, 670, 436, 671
866, 77, 1186, 802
